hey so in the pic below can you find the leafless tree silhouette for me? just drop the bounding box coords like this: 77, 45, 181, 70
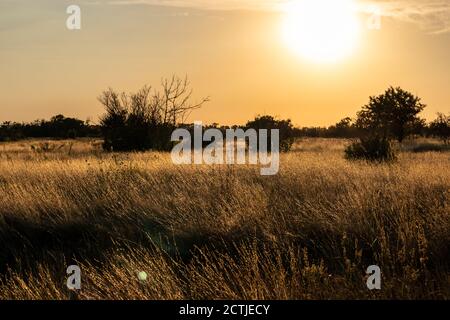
99, 75, 209, 151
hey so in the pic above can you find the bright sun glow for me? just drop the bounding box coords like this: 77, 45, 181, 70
282, 0, 360, 63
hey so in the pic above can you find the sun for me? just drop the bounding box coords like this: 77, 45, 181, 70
282, 0, 360, 63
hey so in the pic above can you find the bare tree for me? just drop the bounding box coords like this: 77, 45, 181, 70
98, 88, 128, 128
160, 75, 210, 126
98, 75, 209, 151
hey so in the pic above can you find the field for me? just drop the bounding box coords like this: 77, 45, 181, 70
0, 138, 449, 299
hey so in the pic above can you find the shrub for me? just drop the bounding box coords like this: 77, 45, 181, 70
345, 136, 397, 162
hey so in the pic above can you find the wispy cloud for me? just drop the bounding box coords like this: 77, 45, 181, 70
102, 0, 280, 11
89, 0, 450, 34
362, 0, 450, 34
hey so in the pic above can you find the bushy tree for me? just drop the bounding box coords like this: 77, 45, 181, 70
429, 113, 450, 144
45, 115, 86, 138
356, 86, 426, 142
327, 117, 360, 138
246, 115, 295, 152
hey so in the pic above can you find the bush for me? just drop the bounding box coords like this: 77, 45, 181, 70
345, 136, 397, 162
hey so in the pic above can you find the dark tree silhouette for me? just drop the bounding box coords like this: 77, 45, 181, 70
355, 86, 426, 142
327, 117, 360, 138
429, 113, 450, 144
246, 115, 295, 152
0, 115, 97, 141
99, 75, 209, 151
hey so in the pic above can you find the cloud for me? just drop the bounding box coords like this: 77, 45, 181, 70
361, 0, 450, 34
103, 0, 280, 11
90, 0, 450, 34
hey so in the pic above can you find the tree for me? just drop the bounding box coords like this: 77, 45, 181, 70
99, 75, 209, 151
46, 114, 85, 138
98, 89, 129, 151
246, 115, 295, 152
327, 117, 359, 138
429, 113, 450, 144
355, 86, 426, 142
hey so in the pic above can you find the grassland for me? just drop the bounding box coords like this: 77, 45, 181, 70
0, 138, 449, 299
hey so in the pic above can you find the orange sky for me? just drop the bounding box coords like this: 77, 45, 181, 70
1, 0, 449, 127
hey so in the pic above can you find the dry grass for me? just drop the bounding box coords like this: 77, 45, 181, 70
0, 138, 449, 299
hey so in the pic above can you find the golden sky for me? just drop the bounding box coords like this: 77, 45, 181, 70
1, 0, 449, 126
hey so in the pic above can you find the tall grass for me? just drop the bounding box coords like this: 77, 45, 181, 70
0, 139, 449, 299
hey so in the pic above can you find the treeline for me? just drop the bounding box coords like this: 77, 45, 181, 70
1, 113, 448, 143
1, 81, 448, 149
0, 114, 101, 141
294, 117, 361, 138
296, 113, 449, 143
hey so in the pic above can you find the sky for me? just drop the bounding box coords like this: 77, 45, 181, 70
0, 0, 449, 126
